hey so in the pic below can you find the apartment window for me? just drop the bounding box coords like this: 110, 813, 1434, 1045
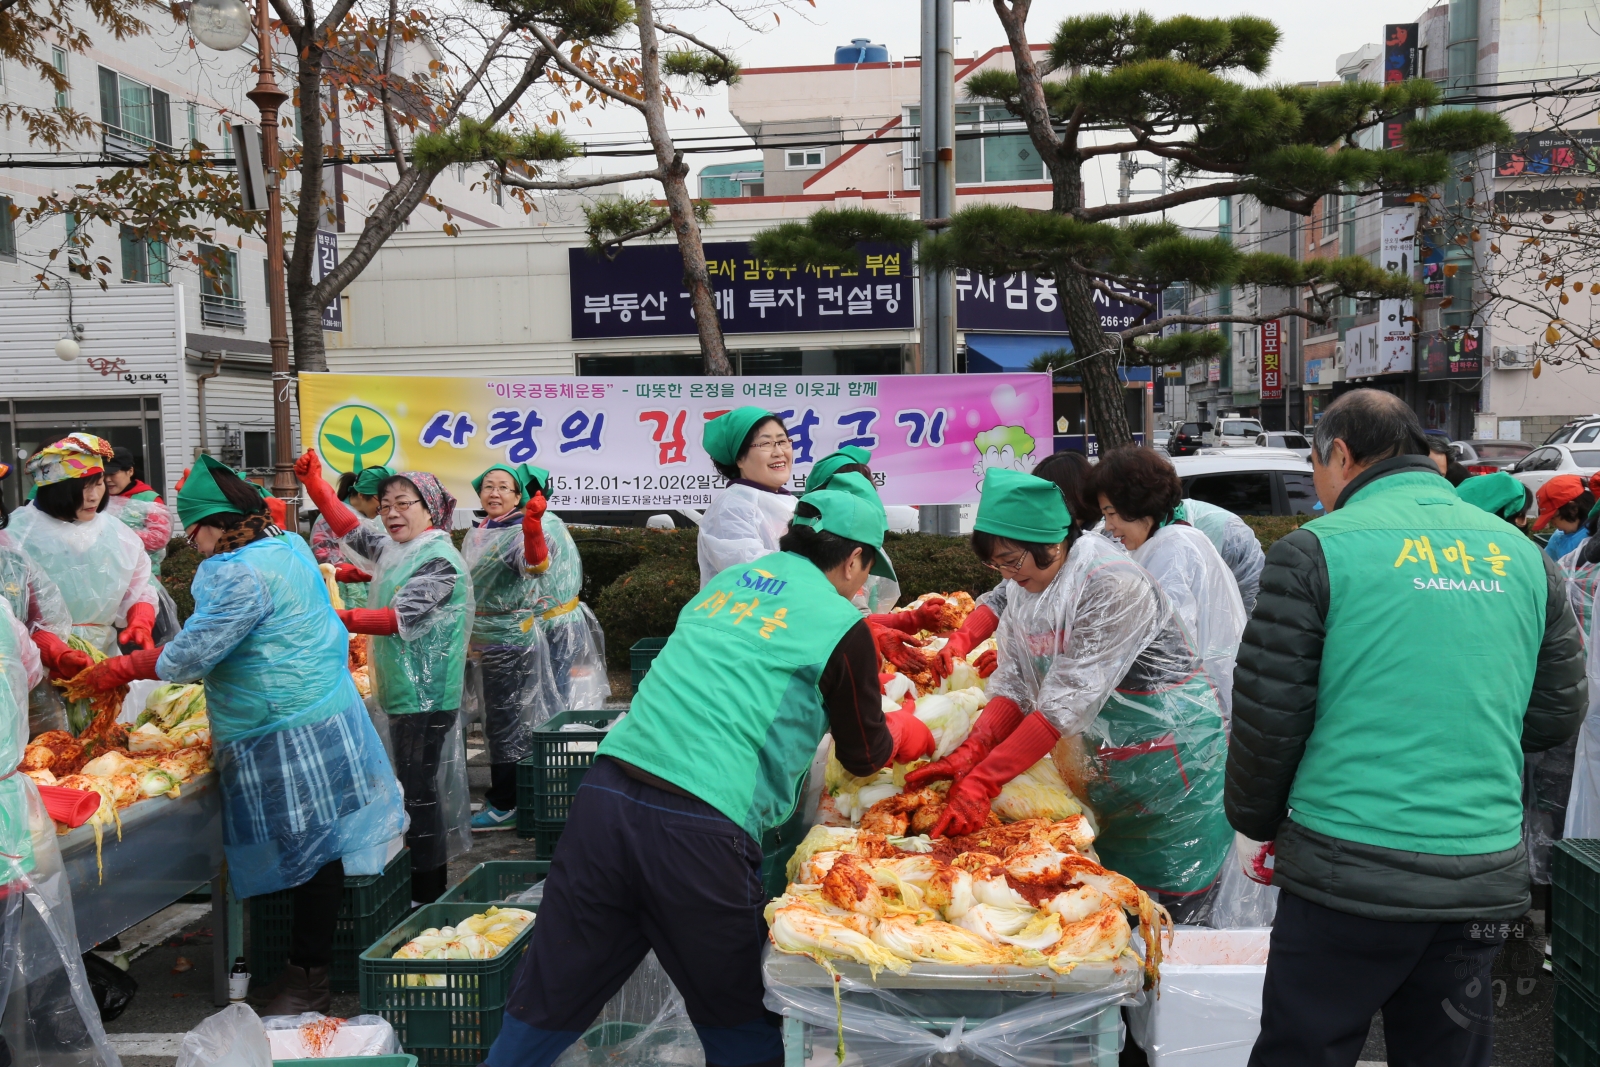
905, 104, 1044, 187
99, 67, 171, 157
187, 101, 198, 146
785, 149, 825, 170
51, 48, 68, 109
1322, 194, 1340, 240
119, 226, 168, 283
198, 244, 244, 327
243, 431, 274, 470
0, 196, 15, 259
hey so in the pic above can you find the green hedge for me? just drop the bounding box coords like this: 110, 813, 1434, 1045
593, 556, 701, 669
880, 532, 998, 603
1242, 514, 1312, 550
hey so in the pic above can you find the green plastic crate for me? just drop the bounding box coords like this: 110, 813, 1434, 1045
1556, 972, 1600, 1067
359, 901, 538, 1067
1554, 840, 1600, 1004
274, 1058, 417, 1067
249, 849, 412, 994
629, 638, 669, 688
440, 860, 550, 904
515, 711, 619, 837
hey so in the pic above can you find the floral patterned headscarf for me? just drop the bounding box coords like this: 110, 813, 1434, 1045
26, 433, 114, 488
398, 471, 457, 531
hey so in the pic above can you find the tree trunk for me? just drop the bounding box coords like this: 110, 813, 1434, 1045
286, 32, 329, 373
635, 0, 731, 375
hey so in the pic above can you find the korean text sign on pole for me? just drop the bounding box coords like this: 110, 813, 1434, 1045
1260, 320, 1283, 400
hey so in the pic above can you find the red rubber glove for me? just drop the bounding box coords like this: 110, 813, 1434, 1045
338, 608, 400, 636
972, 647, 998, 678
333, 563, 372, 583
903, 695, 1023, 791
934, 604, 999, 680
930, 712, 1061, 837
32, 631, 92, 682
523, 491, 550, 572
884, 708, 936, 765
868, 597, 946, 636
295, 451, 359, 537
77, 647, 164, 692
119, 601, 156, 651
869, 621, 932, 676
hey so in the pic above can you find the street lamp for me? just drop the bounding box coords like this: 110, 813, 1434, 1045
190, 0, 298, 528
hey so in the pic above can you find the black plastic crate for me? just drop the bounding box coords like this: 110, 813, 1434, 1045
629, 638, 669, 689
1556, 971, 1600, 1067
440, 861, 550, 905
1554, 840, 1600, 1003
515, 711, 619, 836
249, 849, 412, 994
359, 902, 538, 1066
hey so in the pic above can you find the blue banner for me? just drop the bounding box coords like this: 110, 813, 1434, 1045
569, 242, 914, 339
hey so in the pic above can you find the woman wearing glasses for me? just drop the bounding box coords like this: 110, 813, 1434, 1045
697, 407, 797, 587
76, 455, 405, 1013
905, 468, 1230, 922
296, 451, 473, 905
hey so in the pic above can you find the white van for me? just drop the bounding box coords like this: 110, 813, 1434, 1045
1205, 415, 1265, 448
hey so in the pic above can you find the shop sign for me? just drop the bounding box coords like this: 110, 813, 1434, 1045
954, 271, 1158, 333
299, 371, 1053, 509
316, 230, 342, 332
569, 242, 914, 339
1418, 328, 1484, 380
1260, 320, 1282, 400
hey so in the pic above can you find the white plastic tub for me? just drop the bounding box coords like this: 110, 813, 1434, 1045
1127, 927, 1272, 1066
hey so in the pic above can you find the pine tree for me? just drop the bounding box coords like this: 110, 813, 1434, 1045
753, 8, 1510, 447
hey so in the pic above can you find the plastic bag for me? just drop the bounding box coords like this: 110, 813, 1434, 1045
1201, 842, 1279, 930
533, 515, 609, 710
439, 712, 473, 863
7, 506, 157, 655
554, 952, 701, 1067
1179, 498, 1266, 616
261, 1012, 399, 1058
176, 1004, 271, 1067
105, 494, 173, 574
1568, 589, 1600, 838
0, 531, 72, 640
81, 950, 137, 1020
762, 950, 1139, 1067
696, 483, 797, 588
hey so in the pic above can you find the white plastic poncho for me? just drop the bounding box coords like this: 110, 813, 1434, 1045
1129, 523, 1248, 727
530, 513, 610, 711
1566, 586, 1600, 838
0, 530, 71, 640
697, 483, 797, 588
1180, 498, 1266, 615
105, 493, 173, 574
7, 504, 157, 654
987, 531, 1230, 896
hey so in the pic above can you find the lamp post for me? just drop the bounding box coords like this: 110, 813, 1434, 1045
191, 0, 297, 528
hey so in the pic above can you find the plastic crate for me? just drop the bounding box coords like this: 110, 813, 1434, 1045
1553, 839, 1600, 1003
1556, 972, 1600, 1067
440, 860, 550, 905
250, 849, 413, 994
629, 638, 669, 688
515, 711, 619, 837
359, 902, 538, 1067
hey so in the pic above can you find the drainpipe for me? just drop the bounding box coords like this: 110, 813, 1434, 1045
195, 355, 222, 457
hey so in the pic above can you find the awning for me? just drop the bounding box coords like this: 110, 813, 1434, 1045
963, 334, 1151, 381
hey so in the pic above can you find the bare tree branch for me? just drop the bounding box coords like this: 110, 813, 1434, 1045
498, 164, 664, 190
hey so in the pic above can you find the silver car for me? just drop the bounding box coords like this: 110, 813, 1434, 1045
1255, 431, 1311, 460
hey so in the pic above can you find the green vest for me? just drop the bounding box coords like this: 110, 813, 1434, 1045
369, 531, 471, 715
1294, 469, 1547, 855
599, 550, 864, 841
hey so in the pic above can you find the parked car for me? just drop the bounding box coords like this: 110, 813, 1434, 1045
1205, 416, 1265, 448
1167, 421, 1210, 457
1453, 439, 1532, 476
1152, 429, 1171, 450
1169, 449, 1318, 517
1508, 443, 1600, 497
1254, 431, 1311, 460
1542, 416, 1600, 446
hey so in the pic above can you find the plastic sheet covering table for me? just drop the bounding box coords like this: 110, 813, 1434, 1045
59, 772, 224, 952
762, 946, 1142, 1067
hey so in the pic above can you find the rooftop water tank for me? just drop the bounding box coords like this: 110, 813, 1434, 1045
834, 38, 889, 65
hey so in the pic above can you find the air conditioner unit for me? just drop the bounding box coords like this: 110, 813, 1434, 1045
1332, 342, 1345, 368
1324, 342, 1346, 383
1494, 345, 1534, 371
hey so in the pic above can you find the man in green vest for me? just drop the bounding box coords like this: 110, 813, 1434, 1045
486, 487, 935, 1067
1227, 389, 1586, 1066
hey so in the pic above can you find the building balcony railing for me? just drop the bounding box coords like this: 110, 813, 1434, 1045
200, 293, 246, 328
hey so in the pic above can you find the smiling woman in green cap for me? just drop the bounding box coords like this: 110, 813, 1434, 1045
483, 484, 934, 1067
905, 467, 1231, 921
75, 454, 406, 1013
461, 463, 562, 831
698, 406, 798, 587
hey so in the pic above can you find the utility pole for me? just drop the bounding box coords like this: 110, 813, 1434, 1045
919, 0, 961, 536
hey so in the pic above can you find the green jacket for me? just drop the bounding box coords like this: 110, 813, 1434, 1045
599, 550, 864, 841
1227, 456, 1587, 921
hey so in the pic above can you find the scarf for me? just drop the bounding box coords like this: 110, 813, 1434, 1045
400, 471, 457, 530
212, 514, 282, 554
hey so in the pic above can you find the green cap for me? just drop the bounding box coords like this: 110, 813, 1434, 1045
792, 486, 896, 581
473, 463, 529, 503
806, 446, 873, 493
817, 469, 880, 508
703, 406, 776, 467
975, 468, 1071, 543
352, 464, 395, 497
177, 454, 253, 528
1456, 472, 1529, 522
517, 464, 551, 496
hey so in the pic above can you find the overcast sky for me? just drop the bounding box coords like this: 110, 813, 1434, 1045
553, 0, 1430, 222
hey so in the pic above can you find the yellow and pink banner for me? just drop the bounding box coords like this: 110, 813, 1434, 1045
298, 372, 1053, 510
